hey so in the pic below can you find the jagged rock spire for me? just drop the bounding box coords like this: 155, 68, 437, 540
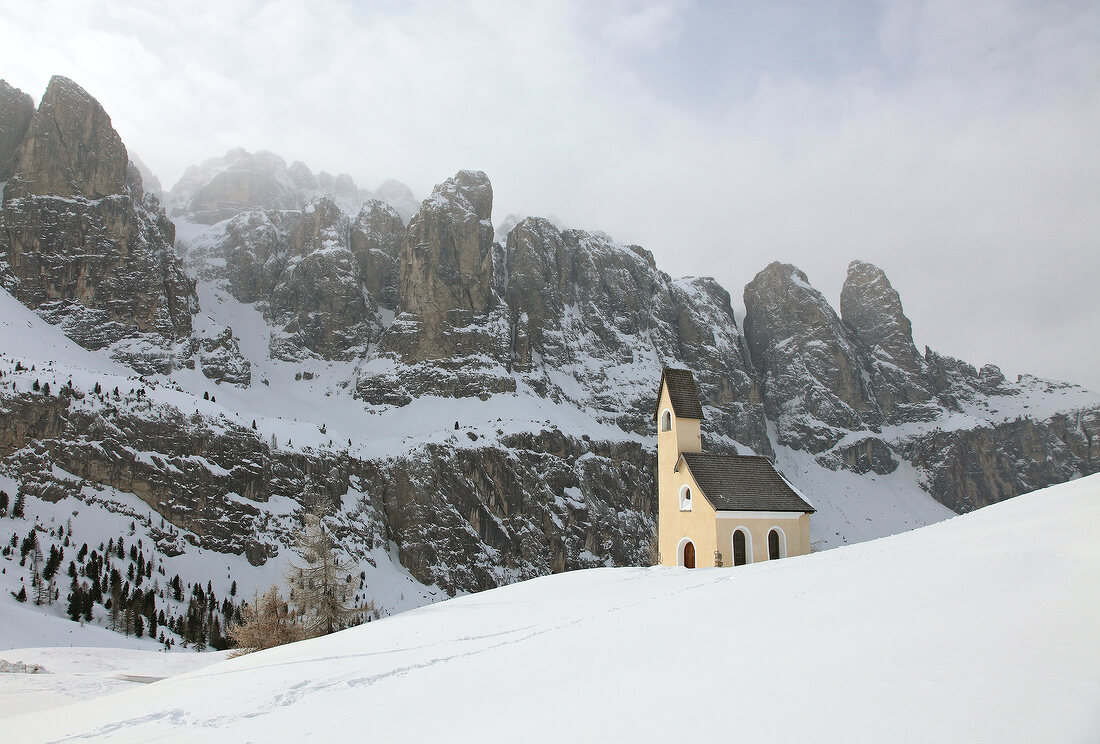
8, 75, 130, 200
743, 261, 880, 452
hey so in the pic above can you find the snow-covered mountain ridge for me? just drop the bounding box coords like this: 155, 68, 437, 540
5, 474, 1098, 742
0, 74, 1096, 641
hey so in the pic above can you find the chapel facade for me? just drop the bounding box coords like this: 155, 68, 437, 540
656, 368, 815, 568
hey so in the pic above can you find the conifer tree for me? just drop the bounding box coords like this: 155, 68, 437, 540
285, 500, 371, 637
67, 579, 85, 621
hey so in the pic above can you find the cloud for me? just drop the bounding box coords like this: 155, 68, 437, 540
1, 0, 1097, 389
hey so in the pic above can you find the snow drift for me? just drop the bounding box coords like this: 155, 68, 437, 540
5, 474, 1099, 743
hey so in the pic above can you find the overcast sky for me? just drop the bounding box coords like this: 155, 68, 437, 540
3, 0, 1098, 390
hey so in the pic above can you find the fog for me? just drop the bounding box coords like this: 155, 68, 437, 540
3, 0, 1097, 389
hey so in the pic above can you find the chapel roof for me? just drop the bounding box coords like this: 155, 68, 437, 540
655, 368, 704, 420
680, 453, 815, 513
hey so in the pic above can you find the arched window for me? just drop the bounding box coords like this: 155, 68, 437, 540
679, 485, 692, 511
732, 528, 749, 566
660, 409, 672, 432
768, 528, 786, 560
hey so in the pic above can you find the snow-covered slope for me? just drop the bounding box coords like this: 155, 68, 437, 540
6, 474, 1097, 743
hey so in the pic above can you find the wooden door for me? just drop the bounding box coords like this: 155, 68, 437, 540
684, 541, 695, 569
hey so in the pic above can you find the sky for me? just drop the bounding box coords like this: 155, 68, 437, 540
2, 0, 1098, 390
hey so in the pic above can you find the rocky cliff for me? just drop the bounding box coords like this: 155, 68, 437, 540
0, 76, 247, 381
0, 75, 1096, 619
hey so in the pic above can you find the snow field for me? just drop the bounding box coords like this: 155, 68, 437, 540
4, 474, 1097, 742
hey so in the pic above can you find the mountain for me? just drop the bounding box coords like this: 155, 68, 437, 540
0, 76, 1096, 639
6, 474, 1098, 742
164, 146, 418, 225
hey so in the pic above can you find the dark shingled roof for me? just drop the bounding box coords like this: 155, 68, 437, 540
655, 368, 704, 420
680, 453, 815, 513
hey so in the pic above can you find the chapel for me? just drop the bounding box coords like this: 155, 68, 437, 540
656, 368, 815, 568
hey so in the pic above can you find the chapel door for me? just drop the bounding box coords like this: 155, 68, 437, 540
733, 530, 747, 566
684, 541, 696, 569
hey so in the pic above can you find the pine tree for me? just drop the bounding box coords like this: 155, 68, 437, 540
0, 490, 7, 517
19, 529, 36, 565
67, 579, 85, 621
31, 544, 48, 605
12, 492, 24, 519
284, 501, 371, 637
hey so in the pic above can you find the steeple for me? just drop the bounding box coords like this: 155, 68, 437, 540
656, 367, 703, 479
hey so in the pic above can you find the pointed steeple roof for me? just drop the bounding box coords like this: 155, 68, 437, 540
655, 368, 704, 420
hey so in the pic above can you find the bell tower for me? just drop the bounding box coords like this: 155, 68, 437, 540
655, 368, 703, 563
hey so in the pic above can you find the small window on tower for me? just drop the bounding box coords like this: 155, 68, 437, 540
679, 485, 692, 511
661, 409, 672, 432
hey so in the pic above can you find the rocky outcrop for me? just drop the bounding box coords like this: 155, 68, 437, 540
744, 262, 880, 452
186, 209, 294, 303
358, 170, 515, 402
268, 197, 377, 360
750, 258, 1100, 507
350, 199, 404, 310
840, 260, 937, 422
898, 419, 1083, 512
400, 169, 496, 321
193, 327, 252, 385
4, 76, 128, 200
0, 77, 199, 367
355, 430, 654, 594
130, 154, 163, 200
501, 217, 769, 452
0, 80, 34, 181
0, 385, 334, 561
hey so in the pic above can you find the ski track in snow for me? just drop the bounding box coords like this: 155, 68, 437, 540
0, 474, 1094, 742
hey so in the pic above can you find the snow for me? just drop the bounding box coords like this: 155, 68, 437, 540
2, 474, 1097, 742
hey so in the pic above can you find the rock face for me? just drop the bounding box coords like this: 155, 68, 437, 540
0, 81, 34, 181
358, 431, 654, 594
393, 170, 503, 359
744, 259, 1098, 496
401, 170, 496, 319
841, 260, 936, 422
350, 199, 403, 310
0, 385, 329, 561
0, 77, 198, 368
0, 76, 252, 382
744, 262, 880, 452
5, 76, 129, 200
268, 197, 377, 360
899, 418, 1083, 512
